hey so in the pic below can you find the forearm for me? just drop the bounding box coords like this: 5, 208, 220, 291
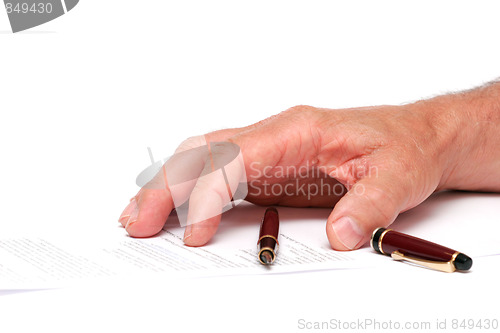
423, 80, 500, 191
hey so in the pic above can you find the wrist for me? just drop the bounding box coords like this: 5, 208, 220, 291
416, 82, 500, 191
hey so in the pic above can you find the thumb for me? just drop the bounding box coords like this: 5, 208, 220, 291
326, 173, 409, 250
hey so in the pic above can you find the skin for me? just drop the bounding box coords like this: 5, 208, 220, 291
118, 80, 500, 250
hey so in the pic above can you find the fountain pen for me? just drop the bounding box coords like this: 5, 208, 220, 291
371, 228, 473, 273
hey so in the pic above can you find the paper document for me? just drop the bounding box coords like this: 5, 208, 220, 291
0, 204, 375, 290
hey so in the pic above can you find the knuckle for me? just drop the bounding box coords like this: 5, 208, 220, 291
176, 135, 206, 153
285, 105, 317, 117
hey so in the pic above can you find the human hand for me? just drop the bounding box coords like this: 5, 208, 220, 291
118, 87, 500, 250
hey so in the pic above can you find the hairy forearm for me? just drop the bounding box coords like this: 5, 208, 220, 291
424, 79, 500, 191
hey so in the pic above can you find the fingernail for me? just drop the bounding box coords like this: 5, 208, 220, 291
183, 224, 193, 243
331, 216, 364, 250
125, 200, 139, 230
118, 198, 137, 224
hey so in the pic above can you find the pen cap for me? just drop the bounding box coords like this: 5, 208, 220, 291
371, 228, 456, 262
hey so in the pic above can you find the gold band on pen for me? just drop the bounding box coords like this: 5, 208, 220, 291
451, 251, 459, 262
378, 228, 391, 255
257, 235, 279, 245
257, 235, 279, 254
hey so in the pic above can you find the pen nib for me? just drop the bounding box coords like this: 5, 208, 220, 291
260, 250, 274, 264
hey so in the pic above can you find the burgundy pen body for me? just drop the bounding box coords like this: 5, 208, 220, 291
257, 207, 280, 265
371, 228, 472, 271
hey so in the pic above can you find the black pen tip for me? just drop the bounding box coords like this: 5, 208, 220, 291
454, 253, 473, 271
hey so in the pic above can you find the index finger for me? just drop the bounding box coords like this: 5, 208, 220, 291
118, 129, 241, 238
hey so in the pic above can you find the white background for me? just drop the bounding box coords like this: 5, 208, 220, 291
1, 1, 500, 332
